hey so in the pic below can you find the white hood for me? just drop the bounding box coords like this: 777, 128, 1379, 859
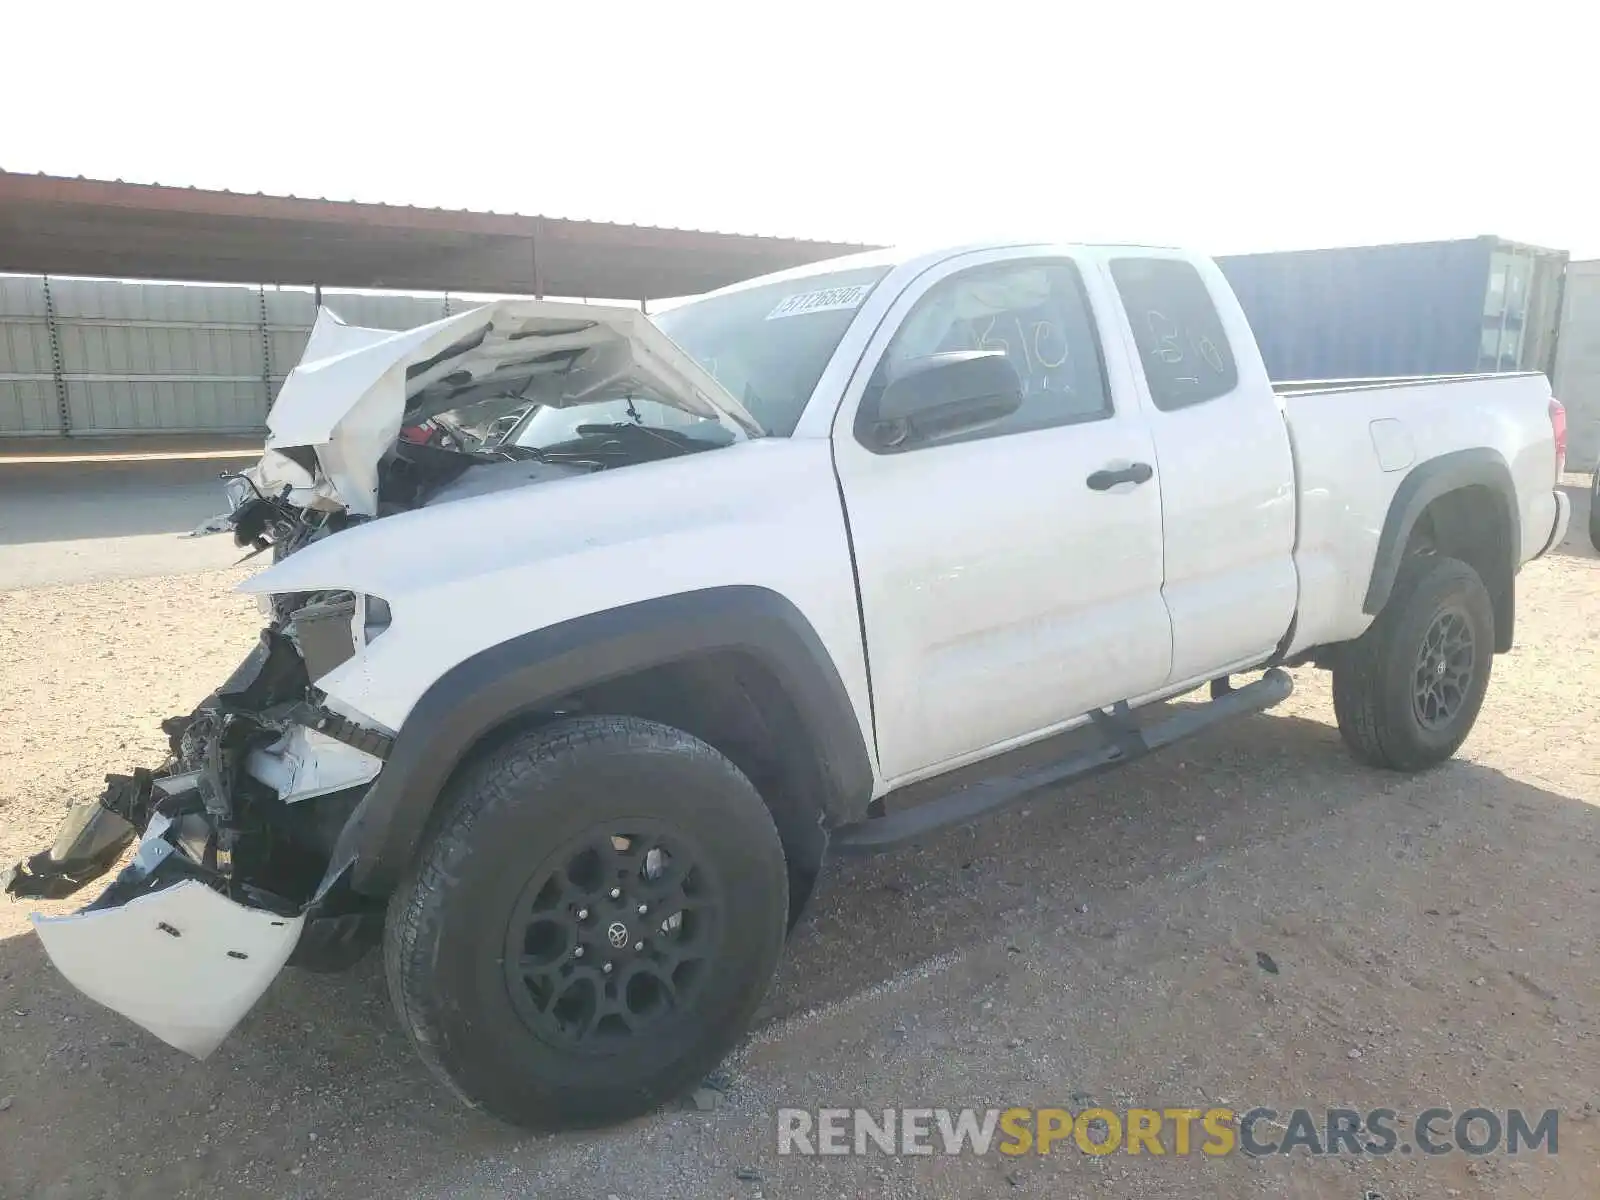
245, 299, 761, 516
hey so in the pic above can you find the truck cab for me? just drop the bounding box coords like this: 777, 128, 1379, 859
783, 244, 1299, 782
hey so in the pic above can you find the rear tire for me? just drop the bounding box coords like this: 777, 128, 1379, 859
1332, 556, 1494, 772
384, 715, 788, 1129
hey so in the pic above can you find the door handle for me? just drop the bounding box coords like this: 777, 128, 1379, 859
1085, 461, 1154, 491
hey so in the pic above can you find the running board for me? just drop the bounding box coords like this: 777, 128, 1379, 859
831, 668, 1294, 855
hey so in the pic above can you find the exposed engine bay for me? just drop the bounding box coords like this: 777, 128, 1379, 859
2, 298, 761, 1054
225, 421, 722, 571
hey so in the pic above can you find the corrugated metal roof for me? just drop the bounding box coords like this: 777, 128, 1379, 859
0, 172, 878, 300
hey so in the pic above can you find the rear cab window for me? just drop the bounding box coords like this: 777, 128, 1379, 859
1109, 257, 1238, 411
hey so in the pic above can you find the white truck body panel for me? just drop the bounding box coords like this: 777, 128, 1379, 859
1094, 248, 1299, 685
1282, 372, 1562, 655
239, 241, 1568, 794
238, 438, 877, 769
826, 244, 1172, 780
32, 880, 305, 1058
21, 238, 1572, 1061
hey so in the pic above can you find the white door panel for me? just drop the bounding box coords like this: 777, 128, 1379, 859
1145, 392, 1298, 679
840, 423, 1170, 779
829, 250, 1174, 783
1099, 253, 1298, 681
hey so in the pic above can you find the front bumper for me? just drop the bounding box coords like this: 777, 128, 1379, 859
33, 873, 305, 1058
5, 625, 390, 1057
9, 787, 313, 1058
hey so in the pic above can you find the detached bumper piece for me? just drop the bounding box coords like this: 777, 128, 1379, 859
2, 772, 148, 900
33, 877, 305, 1058
11, 763, 310, 1057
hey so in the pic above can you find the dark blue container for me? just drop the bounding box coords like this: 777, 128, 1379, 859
1217, 237, 1566, 382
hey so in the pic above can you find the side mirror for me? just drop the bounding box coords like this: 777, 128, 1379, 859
865, 351, 1024, 451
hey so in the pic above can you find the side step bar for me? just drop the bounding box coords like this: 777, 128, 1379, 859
831, 668, 1293, 855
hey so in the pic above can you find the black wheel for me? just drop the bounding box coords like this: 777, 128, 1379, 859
1332, 555, 1494, 772
384, 715, 788, 1129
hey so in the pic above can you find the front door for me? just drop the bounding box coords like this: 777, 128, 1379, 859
832, 251, 1173, 784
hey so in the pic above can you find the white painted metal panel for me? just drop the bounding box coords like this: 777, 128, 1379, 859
1553, 261, 1600, 469
0, 275, 485, 436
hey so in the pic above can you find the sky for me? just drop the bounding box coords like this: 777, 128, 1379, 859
6, 1, 1596, 259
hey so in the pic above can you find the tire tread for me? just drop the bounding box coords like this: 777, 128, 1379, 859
383, 715, 787, 1126
1332, 556, 1494, 772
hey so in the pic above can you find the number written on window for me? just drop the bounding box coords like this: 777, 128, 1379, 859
874, 261, 1112, 445
1111, 258, 1238, 411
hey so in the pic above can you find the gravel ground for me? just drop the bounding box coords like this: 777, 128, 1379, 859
0, 481, 1595, 1199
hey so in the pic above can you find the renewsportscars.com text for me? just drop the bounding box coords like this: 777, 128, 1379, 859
776, 1106, 1559, 1157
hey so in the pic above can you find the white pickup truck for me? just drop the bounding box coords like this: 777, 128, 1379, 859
6, 241, 1570, 1129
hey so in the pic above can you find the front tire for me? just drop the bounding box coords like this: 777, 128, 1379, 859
384, 715, 789, 1129
1332, 556, 1495, 772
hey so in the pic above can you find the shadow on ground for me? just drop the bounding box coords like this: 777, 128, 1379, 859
1552, 476, 1595, 559
3, 709, 1596, 1198
0, 460, 237, 546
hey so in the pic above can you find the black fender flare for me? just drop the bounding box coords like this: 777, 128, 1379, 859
333, 585, 875, 896
1362, 447, 1519, 637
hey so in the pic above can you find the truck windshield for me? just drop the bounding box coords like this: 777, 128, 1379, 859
652, 265, 893, 436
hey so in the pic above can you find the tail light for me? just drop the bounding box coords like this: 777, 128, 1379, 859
1549, 398, 1567, 477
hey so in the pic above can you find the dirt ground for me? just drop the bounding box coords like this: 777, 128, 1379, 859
0, 481, 1596, 1199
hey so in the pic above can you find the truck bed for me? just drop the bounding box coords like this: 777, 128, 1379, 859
1277, 370, 1564, 657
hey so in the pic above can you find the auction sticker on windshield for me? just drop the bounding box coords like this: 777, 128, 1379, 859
766, 284, 874, 320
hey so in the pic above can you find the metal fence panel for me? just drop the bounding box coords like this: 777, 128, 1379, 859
0, 312, 52, 374
0, 274, 495, 437
0, 379, 57, 434
0, 276, 57, 433
320, 290, 453, 330
0, 275, 47, 318
65, 378, 265, 434
1554, 261, 1600, 469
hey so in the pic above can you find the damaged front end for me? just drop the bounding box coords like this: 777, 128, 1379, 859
4, 601, 393, 1057
5, 295, 762, 1060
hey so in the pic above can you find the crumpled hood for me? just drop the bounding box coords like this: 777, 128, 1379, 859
244, 299, 760, 516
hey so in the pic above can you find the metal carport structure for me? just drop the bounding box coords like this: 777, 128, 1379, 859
0, 172, 870, 300
0, 173, 874, 436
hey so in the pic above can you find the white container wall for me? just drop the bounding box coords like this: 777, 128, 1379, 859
0, 275, 60, 434
1553, 261, 1600, 471
0, 275, 467, 436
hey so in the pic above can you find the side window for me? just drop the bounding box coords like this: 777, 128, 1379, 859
1109, 257, 1239, 411
863, 260, 1111, 445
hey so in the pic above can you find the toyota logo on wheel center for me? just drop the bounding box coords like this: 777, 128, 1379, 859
606, 921, 630, 949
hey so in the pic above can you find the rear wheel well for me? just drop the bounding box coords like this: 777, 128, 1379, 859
448, 653, 831, 928
1406, 485, 1515, 652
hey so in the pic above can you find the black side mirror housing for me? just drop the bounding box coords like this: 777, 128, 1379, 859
864, 351, 1024, 451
